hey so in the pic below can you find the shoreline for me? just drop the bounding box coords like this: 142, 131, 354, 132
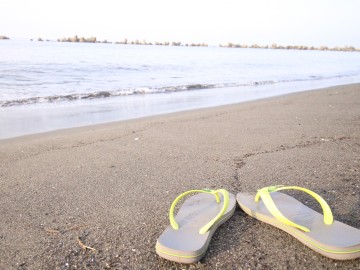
1, 84, 359, 269
2, 80, 360, 141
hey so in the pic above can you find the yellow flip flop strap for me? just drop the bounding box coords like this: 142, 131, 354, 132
255, 185, 334, 232
169, 189, 229, 235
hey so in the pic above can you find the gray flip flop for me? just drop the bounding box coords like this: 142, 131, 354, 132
156, 189, 236, 263
236, 185, 360, 260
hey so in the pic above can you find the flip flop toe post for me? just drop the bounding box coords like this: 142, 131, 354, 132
156, 189, 236, 263
236, 185, 360, 260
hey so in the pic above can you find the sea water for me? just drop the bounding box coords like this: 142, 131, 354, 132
1, 39, 360, 139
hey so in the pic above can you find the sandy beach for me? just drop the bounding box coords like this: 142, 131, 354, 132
1, 83, 359, 269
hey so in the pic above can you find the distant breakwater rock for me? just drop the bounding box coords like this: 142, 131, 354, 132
55, 36, 208, 46
0, 36, 10, 40
33, 35, 360, 52
115, 39, 208, 47
58, 35, 99, 43
220, 43, 360, 52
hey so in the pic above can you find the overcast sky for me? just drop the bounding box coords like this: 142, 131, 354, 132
1, 0, 359, 47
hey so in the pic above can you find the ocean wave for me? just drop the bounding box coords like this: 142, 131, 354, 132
0, 75, 354, 107
0, 84, 214, 107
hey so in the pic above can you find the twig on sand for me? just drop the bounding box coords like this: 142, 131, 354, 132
77, 237, 96, 252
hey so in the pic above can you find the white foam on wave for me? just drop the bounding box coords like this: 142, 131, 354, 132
0, 75, 358, 107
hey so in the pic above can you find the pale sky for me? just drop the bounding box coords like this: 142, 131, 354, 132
1, 0, 359, 47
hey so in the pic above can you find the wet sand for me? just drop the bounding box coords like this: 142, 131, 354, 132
0, 84, 359, 269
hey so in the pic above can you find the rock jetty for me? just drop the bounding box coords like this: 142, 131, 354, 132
47, 35, 360, 52
219, 42, 360, 52
114, 39, 208, 47
55, 36, 209, 47
57, 35, 98, 43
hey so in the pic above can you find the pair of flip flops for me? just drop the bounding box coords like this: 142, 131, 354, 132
155, 186, 360, 263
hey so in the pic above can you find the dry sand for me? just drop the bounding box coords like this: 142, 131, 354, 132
0, 84, 359, 269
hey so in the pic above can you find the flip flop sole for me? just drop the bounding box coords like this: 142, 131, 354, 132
156, 192, 236, 263
237, 192, 360, 260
